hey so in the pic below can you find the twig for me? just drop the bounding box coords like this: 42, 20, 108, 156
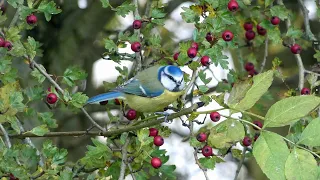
133, 0, 142, 73
118, 138, 131, 180
127, 163, 136, 180
182, 68, 199, 102
9, 7, 20, 28
31, 61, 106, 132
259, 38, 269, 73
0, 124, 11, 148
297, 0, 317, 41
1, 103, 204, 138
234, 147, 247, 180
193, 148, 209, 180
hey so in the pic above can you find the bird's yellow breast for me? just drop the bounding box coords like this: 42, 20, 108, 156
124, 90, 184, 112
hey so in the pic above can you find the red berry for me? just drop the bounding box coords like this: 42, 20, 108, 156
196, 132, 207, 142
132, 20, 142, 29
222, 30, 234, 41
149, 128, 158, 137
290, 44, 301, 54
131, 42, 141, 52
46, 93, 58, 104
187, 47, 197, 58
126, 109, 137, 120
0, 37, 5, 47
200, 56, 210, 66
99, 100, 108, 105
254, 133, 260, 141
0, 5, 6, 15
253, 120, 263, 130
271, 16, 280, 25
4, 41, 12, 51
301, 87, 310, 95
248, 69, 258, 76
173, 52, 180, 61
26, 14, 37, 25
191, 42, 199, 51
228, 0, 239, 11
245, 30, 255, 41
151, 157, 162, 169
153, 135, 164, 146
210, 112, 220, 122
242, 136, 252, 146
9, 173, 19, 180
243, 22, 253, 31
244, 62, 254, 71
206, 32, 214, 42
115, 98, 121, 105
257, 24, 267, 36
202, 145, 213, 157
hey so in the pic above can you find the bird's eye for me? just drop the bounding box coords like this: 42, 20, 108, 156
168, 75, 174, 81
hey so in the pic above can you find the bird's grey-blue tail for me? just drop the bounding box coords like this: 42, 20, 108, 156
86, 92, 124, 104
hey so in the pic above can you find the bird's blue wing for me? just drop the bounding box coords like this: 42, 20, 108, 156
116, 78, 164, 97
86, 91, 124, 104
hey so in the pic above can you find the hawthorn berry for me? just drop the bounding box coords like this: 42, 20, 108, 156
244, 62, 254, 71
173, 52, 180, 60
126, 109, 137, 120
301, 87, 310, 95
46, 93, 58, 104
99, 100, 108, 105
202, 145, 213, 157
191, 42, 199, 50
132, 20, 142, 29
228, 0, 239, 12
153, 135, 164, 146
222, 30, 234, 41
271, 16, 280, 25
149, 128, 158, 137
242, 136, 252, 146
290, 44, 301, 54
245, 30, 255, 41
254, 133, 260, 141
4, 41, 12, 51
151, 157, 162, 169
197, 132, 207, 142
131, 42, 141, 52
206, 32, 214, 42
243, 22, 253, 31
249, 69, 258, 76
9, 173, 19, 180
256, 24, 267, 36
253, 120, 263, 130
210, 111, 221, 122
200, 56, 210, 66
115, 98, 121, 105
26, 14, 37, 25
187, 47, 197, 58
0, 37, 5, 47
0, 5, 6, 15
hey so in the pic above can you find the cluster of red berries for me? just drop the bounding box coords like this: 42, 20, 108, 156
149, 128, 164, 168
244, 62, 258, 76
243, 16, 280, 41
196, 132, 214, 157
241, 120, 263, 147
0, 37, 12, 51
130, 20, 143, 52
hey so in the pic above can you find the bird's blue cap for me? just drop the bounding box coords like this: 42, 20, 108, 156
164, 65, 183, 77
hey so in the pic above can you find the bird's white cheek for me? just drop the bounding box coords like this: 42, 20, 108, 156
161, 76, 176, 91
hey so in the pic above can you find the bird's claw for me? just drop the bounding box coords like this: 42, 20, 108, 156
154, 112, 172, 123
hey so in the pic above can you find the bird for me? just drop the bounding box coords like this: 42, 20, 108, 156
86, 65, 185, 112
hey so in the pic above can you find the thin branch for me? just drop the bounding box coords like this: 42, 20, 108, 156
133, 0, 142, 73
127, 163, 136, 180
298, 0, 317, 41
118, 138, 131, 180
9, 7, 20, 28
182, 68, 199, 102
1, 103, 204, 138
31, 61, 106, 132
193, 148, 209, 180
259, 38, 269, 73
0, 124, 11, 148
234, 147, 247, 180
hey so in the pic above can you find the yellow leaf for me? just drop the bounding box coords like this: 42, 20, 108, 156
0, 81, 21, 115
190, 5, 203, 16
206, 5, 216, 18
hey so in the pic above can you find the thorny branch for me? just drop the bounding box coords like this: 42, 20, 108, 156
194, 148, 209, 180
118, 138, 131, 180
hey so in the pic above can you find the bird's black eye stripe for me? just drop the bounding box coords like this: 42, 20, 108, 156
168, 75, 176, 82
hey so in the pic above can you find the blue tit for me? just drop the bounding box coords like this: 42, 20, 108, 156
86, 65, 185, 112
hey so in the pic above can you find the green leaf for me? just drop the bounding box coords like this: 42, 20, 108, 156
264, 96, 320, 127
149, 35, 161, 48
159, 165, 176, 179
38, 112, 58, 128
218, 11, 236, 25
180, 7, 200, 23
37, 0, 62, 21
265, 0, 274, 7
284, 148, 318, 180
70, 92, 88, 108
151, 8, 166, 19
24, 36, 38, 60
298, 118, 320, 146
208, 119, 245, 149
9, 92, 25, 112
104, 38, 118, 53
100, 0, 110, 8
198, 85, 209, 93
7, 0, 24, 8
30, 65, 46, 83
198, 70, 212, 84
42, 140, 68, 165
199, 157, 216, 169
253, 131, 290, 180
227, 79, 252, 106
59, 169, 73, 180
313, 50, 320, 62
62, 66, 87, 87
7, 116, 20, 134
286, 26, 303, 39
231, 70, 273, 111
188, 61, 200, 71
19, 6, 34, 20
30, 125, 49, 136
115, 1, 135, 18
24, 86, 44, 101
137, 129, 153, 149
270, 5, 289, 20
105, 161, 121, 179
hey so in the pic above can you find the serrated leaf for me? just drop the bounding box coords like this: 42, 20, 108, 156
298, 118, 320, 146
38, 112, 57, 128
284, 148, 318, 180
62, 66, 87, 87
151, 8, 166, 18
115, 1, 135, 18
37, 0, 62, 21
180, 7, 200, 23
198, 70, 212, 84
70, 92, 88, 108
199, 157, 216, 169
30, 65, 46, 83
19, 6, 34, 20
265, 96, 320, 127
9, 91, 25, 112
270, 5, 289, 20
265, 0, 274, 7
253, 131, 290, 180
30, 125, 49, 136
159, 165, 176, 180
286, 26, 303, 39
24, 86, 44, 101
137, 129, 153, 148
24, 36, 38, 60
7, 0, 24, 8
104, 38, 118, 53
231, 70, 273, 111
7, 116, 20, 134
188, 61, 200, 71
227, 79, 252, 105
149, 35, 161, 48
42, 140, 67, 165
100, 0, 110, 8
208, 119, 245, 149
198, 85, 209, 93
